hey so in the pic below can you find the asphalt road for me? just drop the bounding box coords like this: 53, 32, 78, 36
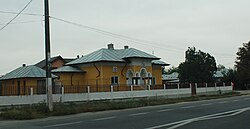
0, 95, 250, 129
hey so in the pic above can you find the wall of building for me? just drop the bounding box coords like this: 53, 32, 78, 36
51, 58, 65, 69
1, 78, 45, 96
52, 59, 164, 93
152, 65, 163, 85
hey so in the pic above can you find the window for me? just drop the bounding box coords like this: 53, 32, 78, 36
111, 76, 119, 85
113, 67, 118, 72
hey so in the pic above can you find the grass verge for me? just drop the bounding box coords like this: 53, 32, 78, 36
0, 92, 240, 120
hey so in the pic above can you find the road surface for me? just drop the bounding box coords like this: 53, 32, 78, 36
0, 95, 250, 129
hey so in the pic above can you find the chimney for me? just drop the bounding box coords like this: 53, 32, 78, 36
124, 46, 129, 49
77, 55, 80, 59
22, 64, 26, 67
107, 43, 114, 49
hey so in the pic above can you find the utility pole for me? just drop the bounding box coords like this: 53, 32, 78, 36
44, 0, 53, 111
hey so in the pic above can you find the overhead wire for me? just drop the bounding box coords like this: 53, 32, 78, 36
50, 16, 237, 59
50, 16, 183, 52
0, 9, 235, 59
0, 0, 34, 31
0, 20, 44, 25
0, 10, 42, 17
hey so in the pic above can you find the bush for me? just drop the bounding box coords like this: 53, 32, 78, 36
0, 109, 44, 120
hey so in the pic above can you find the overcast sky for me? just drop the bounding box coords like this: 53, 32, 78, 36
0, 0, 250, 75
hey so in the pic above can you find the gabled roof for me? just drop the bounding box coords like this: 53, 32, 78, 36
213, 68, 229, 78
162, 72, 179, 83
52, 66, 85, 73
67, 47, 160, 65
0, 65, 57, 81
64, 58, 75, 63
152, 60, 170, 66
120, 48, 159, 59
35, 56, 64, 68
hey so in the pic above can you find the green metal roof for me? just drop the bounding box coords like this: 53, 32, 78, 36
67, 48, 160, 65
152, 60, 170, 66
0, 65, 57, 81
52, 66, 85, 73
121, 48, 159, 59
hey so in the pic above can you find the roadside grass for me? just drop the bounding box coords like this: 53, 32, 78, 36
0, 92, 240, 120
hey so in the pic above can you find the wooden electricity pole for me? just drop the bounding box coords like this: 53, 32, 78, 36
44, 0, 53, 111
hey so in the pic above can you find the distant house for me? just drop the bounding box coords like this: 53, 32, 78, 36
213, 68, 229, 82
53, 44, 169, 92
0, 65, 57, 96
35, 55, 74, 70
162, 72, 179, 84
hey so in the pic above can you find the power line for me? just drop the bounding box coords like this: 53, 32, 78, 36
50, 16, 237, 59
0, 0, 34, 31
0, 9, 235, 58
0, 10, 42, 16
50, 16, 183, 52
0, 20, 44, 25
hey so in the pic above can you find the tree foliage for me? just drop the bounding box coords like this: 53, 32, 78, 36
179, 47, 217, 83
236, 41, 250, 89
222, 68, 237, 83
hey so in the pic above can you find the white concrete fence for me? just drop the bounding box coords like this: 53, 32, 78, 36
0, 83, 233, 106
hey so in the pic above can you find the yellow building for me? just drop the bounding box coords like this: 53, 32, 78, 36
53, 44, 169, 92
0, 65, 57, 96
0, 44, 169, 95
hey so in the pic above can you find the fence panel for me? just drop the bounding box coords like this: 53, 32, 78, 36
165, 83, 178, 89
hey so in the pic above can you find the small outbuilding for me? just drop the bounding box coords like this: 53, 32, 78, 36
0, 65, 57, 96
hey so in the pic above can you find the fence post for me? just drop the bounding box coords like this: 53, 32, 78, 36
164, 84, 166, 90
148, 85, 151, 91
111, 85, 113, 92
30, 88, 33, 96
223, 82, 226, 87
30, 88, 33, 106
205, 83, 208, 94
215, 82, 217, 91
131, 85, 133, 91
110, 85, 114, 100
231, 82, 234, 91
189, 83, 192, 96
87, 86, 90, 101
61, 87, 64, 102
177, 83, 180, 98
195, 83, 198, 95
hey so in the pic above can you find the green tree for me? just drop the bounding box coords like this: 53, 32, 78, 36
179, 47, 217, 83
222, 68, 237, 83
236, 41, 250, 89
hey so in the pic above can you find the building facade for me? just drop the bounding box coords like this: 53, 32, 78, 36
53, 44, 169, 93
0, 65, 57, 95
0, 44, 169, 95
